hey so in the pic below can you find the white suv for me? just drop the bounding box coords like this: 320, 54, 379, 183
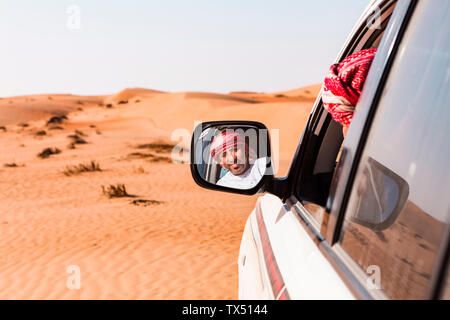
190, 0, 450, 299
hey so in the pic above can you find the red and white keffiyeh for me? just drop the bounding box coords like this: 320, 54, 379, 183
322, 48, 377, 126
210, 131, 247, 162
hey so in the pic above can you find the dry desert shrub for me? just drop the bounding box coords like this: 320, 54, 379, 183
128, 152, 155, 159
74, 129, 87, 137
67, 134, 87, 145
102, 184, 132, 198
48, 126, 64, 130
46, 115, 67, 126
38, 147, 61, 159
4, 163, 18, 168
127, 152, 172, 163
149, 155, 171, 163
0, 126, 6, 132
63, 160, 102, 176
136, 143, 188, 156
130, 199, 163, 207
35, 130, 46, 136
4, 163, 25, 168
136, 143, 175, 153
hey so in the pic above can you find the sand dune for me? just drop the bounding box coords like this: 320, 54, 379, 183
229, 83, 322, 103
104, 88, 165, 104
183, 92, 260, 105
0, 85, 317, 299
274, 83, 322, 99
0, 94, 105, 126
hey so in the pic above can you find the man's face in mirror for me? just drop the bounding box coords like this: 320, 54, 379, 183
219, 144, 250, 176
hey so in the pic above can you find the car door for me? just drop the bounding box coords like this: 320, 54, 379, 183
238, 0, 399, 299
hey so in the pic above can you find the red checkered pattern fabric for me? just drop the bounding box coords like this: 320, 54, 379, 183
210, 131, 247, 162
322, 48, 377, 126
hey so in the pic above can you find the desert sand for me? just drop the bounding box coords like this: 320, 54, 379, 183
0, 84, 320, 299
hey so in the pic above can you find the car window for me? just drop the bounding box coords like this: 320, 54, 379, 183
338, 0, 450, 299
300, 2, 398, 227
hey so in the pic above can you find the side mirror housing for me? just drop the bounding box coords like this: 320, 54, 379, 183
190, 121, 275, 195
348, 157, 409, 231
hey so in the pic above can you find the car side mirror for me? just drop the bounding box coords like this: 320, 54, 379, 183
349, 157, 409, 231
190, 121, 274, 195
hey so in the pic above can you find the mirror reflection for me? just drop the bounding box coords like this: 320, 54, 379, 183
195, 126, 269, 190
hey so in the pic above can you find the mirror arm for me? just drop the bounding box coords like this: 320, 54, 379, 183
263, 177, 290, 200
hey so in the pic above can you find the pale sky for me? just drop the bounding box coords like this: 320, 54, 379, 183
0, 0, 369, 97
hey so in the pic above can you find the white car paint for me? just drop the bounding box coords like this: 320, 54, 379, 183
238, 194, 354, 299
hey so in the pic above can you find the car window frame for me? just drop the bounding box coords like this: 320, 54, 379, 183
325, 0, 417, 245
286, 0, 398, 233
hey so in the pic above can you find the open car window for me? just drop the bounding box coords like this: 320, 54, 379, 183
298, 1, 398, 226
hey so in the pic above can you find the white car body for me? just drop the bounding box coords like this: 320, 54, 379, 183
238, 194, 354, 299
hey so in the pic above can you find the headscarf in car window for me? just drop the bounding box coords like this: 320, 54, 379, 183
322, 48, 377, 127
